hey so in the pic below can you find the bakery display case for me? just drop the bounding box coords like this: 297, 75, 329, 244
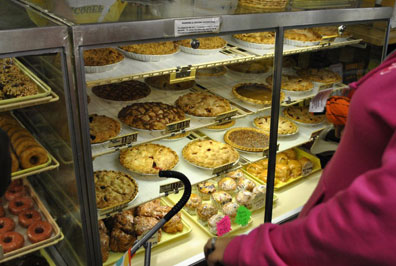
3, 0, 393, 265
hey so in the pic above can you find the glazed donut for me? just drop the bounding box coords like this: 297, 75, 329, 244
0, 217, 16, 234
27, 220, 53, 243
18, 209, 41, 228
10, 130, 32, 144
19, 146, 48, 169
5, 185, 27, 201
10, 150, 19, 173
6, 126, 24, 138
15, 140, 39, 157
0, 232, 24, 253
12, 136, 35, 154
0, 206, 4, 217
8, 197, 34, 215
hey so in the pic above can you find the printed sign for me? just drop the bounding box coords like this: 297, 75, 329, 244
235, 206, 251, 226
215, 109, 238, 124
160, 181, 184, 194
174, 17, 220, 36
251, 192, 266, 211
216, 216, 232, 236
108, 132, 137, 148
166, 119, 190, 133
309, 88, 333, 113
213, 162, 234, 176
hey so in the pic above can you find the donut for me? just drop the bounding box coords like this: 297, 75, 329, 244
8, 197, 34, 215
18, 209, 41, 228
5, 185, 27, 201
0, 206, 4, 217
10, 150, 19, 173
15, 139, 39, 156
6, 126, 24, 138
10, 130, 32, 144
0, 217, 16, 234
12, 136, 35, 154
19, 146, 48, 169
27, 220, 53, 243
0, 232, 24, 253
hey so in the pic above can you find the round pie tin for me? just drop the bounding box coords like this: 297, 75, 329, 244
281, 87, 314, 97
84, 59, 124, 73
252, 121, 299, 137
284, 38, 320, 47
180, 45, 224, 55
183, 155, 240, 171
232, 36, 274, 50
119, 48, 179, 62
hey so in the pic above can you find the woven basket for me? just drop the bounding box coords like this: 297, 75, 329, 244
238, 0, 288, 10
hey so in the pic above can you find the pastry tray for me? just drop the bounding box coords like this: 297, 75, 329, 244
0, 179, 64, 263
242, 148, 322, 190
103, 199, 192, 266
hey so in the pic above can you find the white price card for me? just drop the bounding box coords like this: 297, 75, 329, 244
174, 17, 220, 37
309, 88, 333, 113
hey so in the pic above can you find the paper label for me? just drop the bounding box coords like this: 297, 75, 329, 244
170, 67, 196, 83
216, 216, 232, 236
235, 206, 251, 226
251, 192, 266, 210
213, 162, 234, 176
102, 202, 129, 217
160, 181, 184, 194
302, 165, 314, 176
309, 88, 333, 113
166, 119, 190, 133
174, 17, 220, 37
108, 132, 137, 148
215, 109, 238, 124
320, 35, 337, 46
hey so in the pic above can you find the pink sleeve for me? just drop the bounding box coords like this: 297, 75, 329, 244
224, 131, 396, 266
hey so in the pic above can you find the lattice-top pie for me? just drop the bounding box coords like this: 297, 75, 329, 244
178, 37, 226, 49
233, 32, 275, 44
145, 75, 195, 91
182, 139, 239, 168
119, 41, 178, 55
224, 127, 269, 152
233, 83, 284, 105
118, 102, 185, 130
92, 80, 150, 101
266, 75, 314, 92
283, 106, 326, 124
94, 170, 138, 209
175, 92, 231, 117
83, 48, 124, 66
253, 116, 298, 135
284, 29, 322, 42
297, 68, 341, 84
227, 59, 270, 74
120, 143, 178, 174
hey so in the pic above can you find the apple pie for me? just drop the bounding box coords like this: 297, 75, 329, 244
83, 48, 124, 66
253, 116, 298, 135
224, 127, 269, 152
233, 83, 284, 105
297, 68, 341, 84
283, 106, 326, 125
178, 37, 226, 49
175, 92, 231, 117
120, 143, 178, 175
266, 75, 314, 92
119, 41, 178, 55
233, 32, 275, 44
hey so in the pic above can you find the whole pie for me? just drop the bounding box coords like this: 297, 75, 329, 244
119, 41, 178, 55
224, 127, 269, 152
91, 80, 150, 101
284, 29, 322, 42
227, 59, 270, 74
182, 139, 239, 168
178, 37, 226, 49
83, 48, 124, 66
233, 32, 275, 44
145, 75, 195, 91
89, 114, 121, 143
94, 170, 138, 209
206, 120, 236, 130
297, 68, 341, 84
120, 143, 178, 174
175, 92, 231, 117
233, 83, 285, 105
254, 116, 298, 135
283, 106, 326, 124
118, 102, 185, 130
266, 75, 314, 92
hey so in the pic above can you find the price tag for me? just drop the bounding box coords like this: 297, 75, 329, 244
310, 128, 325, 140
138, 231, 159, 245
216, 216, 232, 236
215, 109, 238, 124
170, 67, 196, 83
319, 35, 337, 46
309, 88, 333, 113
174, 17, 220, 37
251, 192, 266, 211
160, 181, 184, 194
108, 132, 137, 148
213, 162, 234, 176
235, 206, 251, 226
102, 202, 129, 217
166, 119, 190, 133
302, 165, 314, 176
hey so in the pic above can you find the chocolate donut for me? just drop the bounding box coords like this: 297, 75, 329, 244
0, 217, 16, 234
8, 197, 34, 215
18, 209, 41, 228
5, 185, 27, 201
27, 220, 53, 243
0, 231, 24, 253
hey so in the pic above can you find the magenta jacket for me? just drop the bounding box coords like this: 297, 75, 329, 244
224, 52, 396, 265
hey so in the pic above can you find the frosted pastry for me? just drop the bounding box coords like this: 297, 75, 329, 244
197, 203, 218, 226
218, 177, 237, 196
211, 191, 233, 210
235, 190, 254, 209
208, 214, 225, 235
184, 193, 202, 215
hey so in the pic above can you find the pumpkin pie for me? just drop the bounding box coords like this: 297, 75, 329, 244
283, 106, 326, 124
232, 83, 284, 105
224, 127, 269, 152
266, 75, 314, 92
254, 116, 298, 135
175, 92, 231, 117
297, 68, 341, 84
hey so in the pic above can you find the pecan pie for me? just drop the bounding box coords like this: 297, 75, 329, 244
178, 37, 226, 49
233, 32, 275, 44
224, 127, 269, 152
94, 170, 138, 209
297, 68, 341, 84
119, 41, 178, 55
284, 29, 322, 42
175, 92, 231, 117
145, 75, 195, 91
89, 114, 121, 143
92, 80, 150, 101
227, 59, 270, 74
253, 116, 298, 135
266, 75, 314, 92
83, 48, 124, 66
283, 106, 326, 125
232, 83, 284, 105
182, 139, 239, 168
120, 143, 178, 175
118, 102, 185, 130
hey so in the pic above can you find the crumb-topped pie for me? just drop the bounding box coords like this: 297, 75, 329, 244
283, 106, 326, 125
266, 75, 314, 92
120, 143, 178, 174
233, 32, 275, 44
178, 37, 226, 49
119, 41, 178, 55
83, 48, 124, 66
297, 68, 341, 84
224, 127, 269, 152
118, 102, 185, 130
284, 29, 322, 42
94, 170, 138, 209
89, 114, 121, 143
233, 83, 284, 105
182, 139, 239, 168
253, 116, 298, 135
145, 75, 195, 91
175, 92, 231, 117
92, 80, 150, 101
227, 59, 270, 74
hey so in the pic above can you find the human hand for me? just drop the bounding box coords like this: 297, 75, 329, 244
204, 236, 235, 266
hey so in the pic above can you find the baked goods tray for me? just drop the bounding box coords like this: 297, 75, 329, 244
103, 199, 192, 266
242, 148, 322, 190
0, 59, 54, 112
89, 84, 247, 158
0, 179, 64, 263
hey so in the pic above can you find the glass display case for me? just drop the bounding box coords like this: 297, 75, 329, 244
2, 0, 393, 265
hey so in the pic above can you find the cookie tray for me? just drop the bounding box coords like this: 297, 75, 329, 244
103, 199, 192, 266
0, 179, 64, 263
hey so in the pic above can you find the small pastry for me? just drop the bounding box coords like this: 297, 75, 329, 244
208, 214, 225, 235
197, 203, 218, 226
211, 191, 233, 210
237, 177, 256, 192
276, 163, 290, 182
283, 149, 297, 160
162, 212, 183, 234
197, 181, 216, 200
252, 185, 266, 195
225, 169, 244, 180
276, 152, 289, 164
235, 190, 254, 209
134, 216, 161, 242
218, 177, 237, 196
222, 202, 239, 222
288, 160, 302, 178
184, 193, 202, 215
136, 199, 161, 217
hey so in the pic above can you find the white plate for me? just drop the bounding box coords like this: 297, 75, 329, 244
182, 155, 240, 171
119, 48, 179, 62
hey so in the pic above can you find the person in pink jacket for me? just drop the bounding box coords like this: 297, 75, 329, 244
204, 51, 396, 266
